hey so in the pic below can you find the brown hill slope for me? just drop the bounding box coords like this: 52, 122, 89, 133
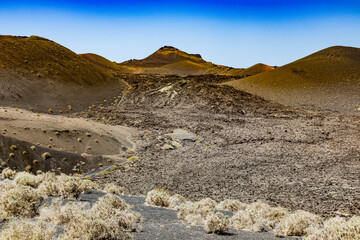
121, 46, 206, 68
0, 35, 125, 112
0, 35, 117, 85
228, 63, 274, 76
225, 46, 360, 112
79, 53, 121, 70
79, 46, 274, 76
117, 46, 241, 75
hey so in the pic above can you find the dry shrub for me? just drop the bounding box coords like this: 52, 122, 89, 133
186, 213, 206, 226
197, 198, 217, 209
14, 172, 41, 188
273, 210, 322, 237
0, 182, 43, 217
1, 168, 16, 179
0, 179, 16, 190
0, 219, 56, 240
64, 194, 141, 240
231, 201, 288, 232
39, 198, 90, 225
78, 179, 99, 193
57, 174, 85, 199
168, 194, 187, 210
37, 172, 59, 196
178, 198, 217, 226
103, 183, 124, 195
145, 189, 170, 207
41, 152, 51, 160
38, 173, 98, 199
204, 212, 229, 234
305, 216, 360, 240
91, 194, 142, 229
231, 210, 268, 232
216, 199, 247, 212
0, 209, 7, 222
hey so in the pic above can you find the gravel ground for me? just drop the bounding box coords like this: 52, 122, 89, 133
89, 75, 360, 218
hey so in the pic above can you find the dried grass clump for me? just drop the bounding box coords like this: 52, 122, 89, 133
178, 198, 217, 226
305, 216, 360, 240
274, 210, 322, 237
39, 198, 90, 225
186, 214, 206, 226
38, 173, 98, 199
0, 219, 56, 240
216, 199, 247, 212
78, 179, 99, 193
64, 194, 141, 240
103, 183, 124, 195
194, 198, 216, 208
37, 172, 58, 195
1, 168, 16, 179
0, 182, 43, 217
14, 172, 41, 188
0, 209, 7, 222
0, 179, 16, 190
204, 212, 229, 234
145, 189, 170, 207
231, 201, 288, 232
168, 194, 187, 210
92, 194, 142, 229
41, 152, 51, 160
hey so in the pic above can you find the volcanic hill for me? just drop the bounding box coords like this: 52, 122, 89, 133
0, 35, 126, 112
81, 46, 273, 76
225, 46, 360, 112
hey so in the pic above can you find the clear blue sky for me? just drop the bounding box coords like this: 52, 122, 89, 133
1, 1, 360, 68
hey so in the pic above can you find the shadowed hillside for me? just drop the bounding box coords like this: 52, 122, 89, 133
0, 35, 126, 112
225, 46, 360, 112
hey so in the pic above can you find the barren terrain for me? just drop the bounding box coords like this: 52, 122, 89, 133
226, 46, 360, 112
73, 74, 359, 218
0, 107, 137, 175
0, 35, 359, 239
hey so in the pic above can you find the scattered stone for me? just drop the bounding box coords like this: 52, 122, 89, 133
170, 140, 182, 149
167, 128, 198, 142
162, 144, 174, 150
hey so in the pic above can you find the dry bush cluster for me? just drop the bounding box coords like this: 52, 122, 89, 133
0, 179, 43, 217
145, 189, 360, 238
305, 216, 360, 240
0, 169, 141, 240
204, 212, 229, 234
103, 183, 124, 195
42, 194, 141, 240
273, 210, 322, 236
0, 209, 7, 223
145, 190, 228, 234
216, 199, 247, 212
1, 168, 16, 179
0, 220, 56, 240
145, 189, 171, 207
231, 201, 289, 232
2, 170, 98, 199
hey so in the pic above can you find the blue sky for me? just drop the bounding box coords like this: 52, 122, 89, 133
1, 1, 360, 67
